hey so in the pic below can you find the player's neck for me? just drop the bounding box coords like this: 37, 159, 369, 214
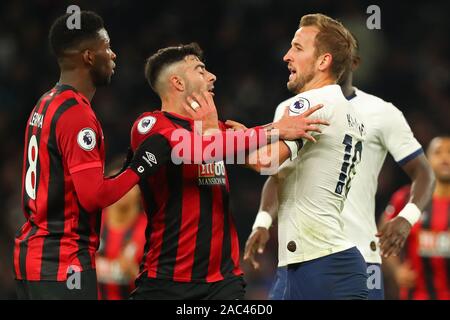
161, 95, 192, 119
340, 74, 355, 98
58, 71, 96, 101
300, 76, 335, 93
434, 181, 450, 198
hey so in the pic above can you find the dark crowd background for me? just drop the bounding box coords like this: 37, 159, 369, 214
0, 0, 448, 299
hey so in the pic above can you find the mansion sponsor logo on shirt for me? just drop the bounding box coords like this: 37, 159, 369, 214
198, 161, 226, 186
418, 230, 450, 258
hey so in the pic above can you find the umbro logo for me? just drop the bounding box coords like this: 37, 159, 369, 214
142, 151, 157, 167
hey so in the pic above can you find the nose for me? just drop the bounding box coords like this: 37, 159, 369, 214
111, 50, 117, 60
283, 48, 292, 63
208, 71, 217, 83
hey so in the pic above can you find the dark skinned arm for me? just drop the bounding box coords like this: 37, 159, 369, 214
244, 176, 279, 269
377, 153, 435, 258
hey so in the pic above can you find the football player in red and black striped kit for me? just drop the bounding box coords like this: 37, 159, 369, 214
384, 136, 450, 299
13, 11, 172, 300
129, 43, 328, 299
96, 184, 146, 300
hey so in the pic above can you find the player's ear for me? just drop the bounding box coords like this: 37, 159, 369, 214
170, 75, 185, 92
82, 49, 95, 67
352, 55, 361, 71
317, 53, 332, 72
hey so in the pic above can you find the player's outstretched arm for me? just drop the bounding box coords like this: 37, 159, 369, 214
71, 166, 139, 213
245, 105, 328, 173
244, 176, 279, 269
270, 104, 328, 142
245, 141, 291, 174
186, 91, 328, 142
177, 91, 271, 162
71, 136, 171, 213
377, 154, 435, 258
183, 91, 328, 168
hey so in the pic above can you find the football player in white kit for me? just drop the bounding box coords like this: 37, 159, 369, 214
246, 14, 368, 300
244, 30, 435, 299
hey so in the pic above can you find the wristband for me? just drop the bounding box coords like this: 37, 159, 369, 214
398, 203, 421, 226
252, 211, 273, 230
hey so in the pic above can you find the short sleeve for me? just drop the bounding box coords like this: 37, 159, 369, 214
131, 113, 174, 151
57, 105, 103, 174
273, 103, 289, 122
287, 93, 331, 139
381, 104, 423, 165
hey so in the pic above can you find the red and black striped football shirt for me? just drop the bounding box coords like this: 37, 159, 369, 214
131, 111, 245, 283
385, 186, 450, 299
14, 84, 105, 281
97, 211, 147, 300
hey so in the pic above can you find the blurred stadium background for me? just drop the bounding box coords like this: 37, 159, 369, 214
0, 0, 448, 299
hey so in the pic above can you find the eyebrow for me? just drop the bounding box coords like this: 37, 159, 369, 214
195, 63, 206, 70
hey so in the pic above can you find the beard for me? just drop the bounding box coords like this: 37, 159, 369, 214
90, 63, 112, 87
436, 171, 450, 184
287, 68, 315, 94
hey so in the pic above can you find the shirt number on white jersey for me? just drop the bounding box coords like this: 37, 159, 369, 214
25, 135, 38, 200
335, 134, 362, 197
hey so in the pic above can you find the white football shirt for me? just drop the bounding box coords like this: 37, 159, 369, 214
341, 87, 422, 264
273, 84, 365, 266
272, 87, 422, 265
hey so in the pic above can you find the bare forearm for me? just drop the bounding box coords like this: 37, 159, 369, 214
245, 141, 290, 173
250, 175, 280, 231
402, 154, 436, 210
259, 176, 279, 221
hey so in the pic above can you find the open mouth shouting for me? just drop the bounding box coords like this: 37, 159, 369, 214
207, 86, 215, 96
288, 65, 297, 81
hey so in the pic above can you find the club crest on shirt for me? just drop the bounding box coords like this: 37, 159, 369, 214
289, 97, 310, 114
137, 116, 157, 134
77, 128, 96, 151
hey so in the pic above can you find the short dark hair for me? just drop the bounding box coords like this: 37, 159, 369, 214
144, 42, 204, 93
49, 11, 104, 57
